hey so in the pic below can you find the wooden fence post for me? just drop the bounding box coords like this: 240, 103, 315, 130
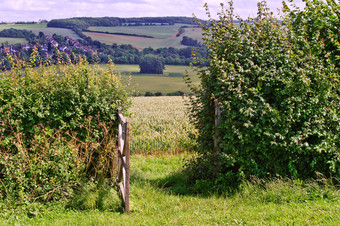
213, 100, 221, 178
117, 107, 130, 213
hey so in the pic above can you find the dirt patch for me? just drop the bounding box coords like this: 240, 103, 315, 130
171, 32, 179, 38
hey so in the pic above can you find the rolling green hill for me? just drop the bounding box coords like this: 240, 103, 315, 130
88, 24, 188, 39
84, 24, 202, 49
0, 24, 81, 39
0, 17, 203, 50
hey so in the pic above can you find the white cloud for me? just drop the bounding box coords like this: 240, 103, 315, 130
0, 0, 306, 22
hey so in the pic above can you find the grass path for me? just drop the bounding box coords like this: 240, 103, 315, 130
4, 154, 339, 225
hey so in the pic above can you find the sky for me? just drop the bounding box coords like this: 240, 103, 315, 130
0, 0, 305, 22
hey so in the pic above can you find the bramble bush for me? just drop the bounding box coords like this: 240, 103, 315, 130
0, 49, 129, 205
186, 0, 339, 191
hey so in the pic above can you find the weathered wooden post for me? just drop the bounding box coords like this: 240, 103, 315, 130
117, 107, 130, 213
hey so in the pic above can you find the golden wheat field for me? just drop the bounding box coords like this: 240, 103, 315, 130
129, 96, 196, 154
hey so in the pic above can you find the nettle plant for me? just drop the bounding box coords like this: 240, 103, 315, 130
186, 0, 339, 189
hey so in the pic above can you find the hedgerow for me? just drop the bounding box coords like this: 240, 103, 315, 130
0, 49, 129, 204
186, 0, 339, 191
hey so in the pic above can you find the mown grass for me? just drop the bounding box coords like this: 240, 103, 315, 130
112, 64, 199, 93
88, 24, 185, 39
1, 154, 339, 225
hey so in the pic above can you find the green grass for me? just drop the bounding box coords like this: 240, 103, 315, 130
112, 64, 199, 93
84, 31, 184, 49
88, 24, 187, 39
0, 37, 27, 45
1, 154, 339, 225
0, 24, 81, 39
0, 24, 47, 29
84, 24, 202, 49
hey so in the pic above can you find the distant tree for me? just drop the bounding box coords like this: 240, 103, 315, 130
181, 36, 199, 47
139, 55, 165, 74
142, 47, 154, 55
144, 91, 154, 96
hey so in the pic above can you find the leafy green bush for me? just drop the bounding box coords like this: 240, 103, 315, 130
0, 49, 130, 204
186, 0, 339, 190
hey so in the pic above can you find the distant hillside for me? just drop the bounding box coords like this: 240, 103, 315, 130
47, 17, 206, 30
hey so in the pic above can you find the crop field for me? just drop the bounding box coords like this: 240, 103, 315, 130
129, 96, 196, 153
114, 64, 199, 93
84, 24, 202, 49
88, 24, 189, 39
0, 24, 81, 39
0, 37, 27, 45
184, 27, 203, 42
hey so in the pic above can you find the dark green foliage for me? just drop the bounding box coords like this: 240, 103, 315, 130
83, 29, 154, 38
0, 28, 36, 42
181, 36, 200, 47
139, 55, 165, 74
47, 17, 204, 30
47, 18, 92, 30
145, 91, 155, 96
186, 0, 339, 191
176, 27, 186, 37
167, 91, 184, 96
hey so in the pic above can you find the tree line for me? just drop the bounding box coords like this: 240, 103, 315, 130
0, 28, 207, 70
47, 16, 206, 30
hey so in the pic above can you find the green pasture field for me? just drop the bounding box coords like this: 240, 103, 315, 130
84, 31, 185, 49
0, 37, 27, 45
0, 24, 81, 39
88, 24, 189, 39
27, 28, 80, 39
84, 24, 202, 49
0, 24, 46, 29
111, 64, 199, 93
